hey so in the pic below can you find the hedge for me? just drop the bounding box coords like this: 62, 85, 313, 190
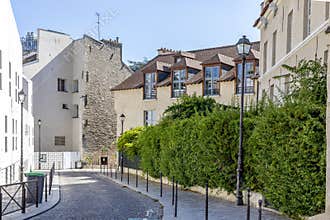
119, 60, 327, 219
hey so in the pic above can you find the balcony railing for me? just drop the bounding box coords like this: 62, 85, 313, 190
144, 90, 157, 100
236, 86, 255, 94
172, 90, 186, 98
204, 89, 220, 96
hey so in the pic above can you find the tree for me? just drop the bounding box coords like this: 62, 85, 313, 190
127, 57, 149, 72
117, 127, 144, 160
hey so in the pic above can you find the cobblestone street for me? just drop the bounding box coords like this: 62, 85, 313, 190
32, 171, 161, 220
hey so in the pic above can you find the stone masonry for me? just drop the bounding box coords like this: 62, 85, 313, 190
79, 36, 132, 162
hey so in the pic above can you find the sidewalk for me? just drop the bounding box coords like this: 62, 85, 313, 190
4, 172, 61, 220
97, 169, 289, 220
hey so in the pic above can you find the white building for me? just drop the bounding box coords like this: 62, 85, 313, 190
0, 0, 34, 185
23, 30, 131, 170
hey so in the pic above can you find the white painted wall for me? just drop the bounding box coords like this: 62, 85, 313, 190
0, 0, 34, 185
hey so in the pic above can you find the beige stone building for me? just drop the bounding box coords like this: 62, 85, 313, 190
254, 0, 330, 218
112, 43, 260, 137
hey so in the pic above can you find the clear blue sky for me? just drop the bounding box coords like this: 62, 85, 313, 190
11, 0, 261, 62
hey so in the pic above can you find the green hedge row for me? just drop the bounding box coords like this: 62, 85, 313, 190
119, 60, 327, 219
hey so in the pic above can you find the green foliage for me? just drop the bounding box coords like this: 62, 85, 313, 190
163, 94, 217, 120
134, 60, 327, 218
127, 57, 149, 72
117, 127, 144, 160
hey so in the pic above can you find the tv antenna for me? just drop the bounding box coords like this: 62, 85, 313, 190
96, 12, 101, 40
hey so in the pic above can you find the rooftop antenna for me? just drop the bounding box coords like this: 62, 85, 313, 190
96, 12, 100, 40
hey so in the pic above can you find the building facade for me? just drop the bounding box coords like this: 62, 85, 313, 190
254, 0, 330, 218
23, 30, 132, 169
112, 43, 260, 137
0, 0, 34, 185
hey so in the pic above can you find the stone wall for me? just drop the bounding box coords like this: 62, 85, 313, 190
81, 36, 132, 163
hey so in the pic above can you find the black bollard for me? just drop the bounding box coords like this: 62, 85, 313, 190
160, 172, 163, 197
135, 168, 138, 188
146, 170, 149, 192
258, 200, 262, 220
247, 188, 251, 220
115, 168, 117, 179
172, 176, 175, 206
127, 167, 130, 185
110, 165, 113, 178
174, 181, 178, 217
205, 180, 208, 220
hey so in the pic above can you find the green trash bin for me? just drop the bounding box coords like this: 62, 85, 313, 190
25, 172, 45, 203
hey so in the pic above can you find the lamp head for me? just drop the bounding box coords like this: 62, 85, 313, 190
236, 35, 252, 56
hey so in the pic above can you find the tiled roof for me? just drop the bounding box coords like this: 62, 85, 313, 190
219, 69, 236, 82
253, 0, 273, 27
111, 42, 260, 91
186, 72, 203, 85
202, 54, 235, 66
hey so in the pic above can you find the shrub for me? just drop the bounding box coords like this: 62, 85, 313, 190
117, 127, 144, 160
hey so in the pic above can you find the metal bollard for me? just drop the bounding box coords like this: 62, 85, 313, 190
135, 168, 138, 188
115, 168, 117, 179
45, 176, 48, 202
246, 188, 250, 220
205, 180, 208, 220
258, 200, 262, 220
174, 181, 178, 217
22, 184, 26, 213
146, 170, 149, 192
160, 172, 163, 197
127, 167, 130, 185
172, 176, 175, 206
36, 181, 39, 207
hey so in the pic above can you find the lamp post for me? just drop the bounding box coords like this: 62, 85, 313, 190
120, 114, 126, 182
18, 90, 26, 182
38, 119, 41, 170
235, 35, 252, 206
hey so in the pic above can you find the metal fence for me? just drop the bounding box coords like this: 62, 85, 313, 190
0, 162, 55, 219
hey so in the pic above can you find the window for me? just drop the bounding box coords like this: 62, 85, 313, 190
287, 10, 293, 53
144, 73, 156, 99
9, 82, 11, 97
144, 110, 156, 126
172, 69, 186, 98
15, 72, 17, 86
0, 50, 2, 69
204, 66, 220, 96
15, 89, 17, 102
62, 104, 69, 109
81, 71, 84, 79
236, 62, 255, 94
0, 73, 2, 90
86, 72, 89, 83
55, 136, 65, 146
72, 80, 79, 93
5, 116, 7, 133
12, 119, 14, 134
57, 78, 66, 92
5, 137, 7, 152
304, 0, 312, 39
15, 137, 17, 150
15, 120, 17, 134
12, 137, 14, 150
325, 50, 329, 72
272, 31, 277, 66
72, 104, 79, 118
326, 2, 330, 20
9, 62, 11, 79
40, 154, 47, 162
263, 41, 268, 73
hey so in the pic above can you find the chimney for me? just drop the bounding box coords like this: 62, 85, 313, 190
116, 37, 119, 43
157, 48, 175, 55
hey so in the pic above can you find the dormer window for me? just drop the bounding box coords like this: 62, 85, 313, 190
172, 69, 186, 98
236, 62, 255, 94
175, 57, 182, 63
144, 72, 156, 99
204, 66, 220, 96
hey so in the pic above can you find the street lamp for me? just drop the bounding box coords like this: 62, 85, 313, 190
38, 119, 41, 170
119, 114, 126, 182
235, 35, 252, 206
18, 90, 26, 182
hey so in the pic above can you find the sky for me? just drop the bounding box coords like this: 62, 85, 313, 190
11, 0, 262, 63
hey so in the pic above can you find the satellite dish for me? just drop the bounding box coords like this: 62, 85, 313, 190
269, 2, 278, 14
260, 17, 268, 27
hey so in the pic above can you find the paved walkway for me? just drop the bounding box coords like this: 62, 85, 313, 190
100, 170, 289, 220
32, 171, 162, 220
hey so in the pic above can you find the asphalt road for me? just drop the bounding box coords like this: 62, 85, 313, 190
32, 171, 161, 220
